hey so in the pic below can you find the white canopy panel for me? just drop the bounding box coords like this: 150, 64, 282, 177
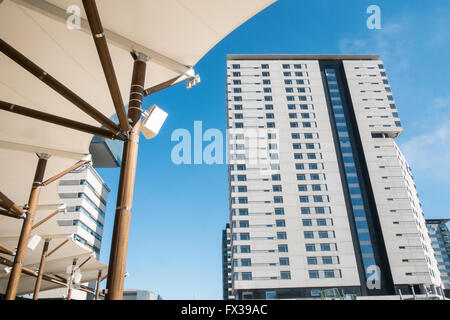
0, 0, 275, 297
0, 0, 276, 204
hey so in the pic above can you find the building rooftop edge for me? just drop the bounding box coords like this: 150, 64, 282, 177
227, 54, 380, 61
426, 219, 450, 223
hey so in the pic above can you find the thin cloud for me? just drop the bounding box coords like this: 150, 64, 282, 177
339, 19, 414, 73
399, 95, 450, 178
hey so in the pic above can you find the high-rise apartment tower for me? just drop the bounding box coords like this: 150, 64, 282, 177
225, 54, 442, 299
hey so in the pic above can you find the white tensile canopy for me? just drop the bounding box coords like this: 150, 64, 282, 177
0, 0, 276, 298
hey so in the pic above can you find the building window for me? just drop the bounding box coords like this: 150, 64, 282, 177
280, 271, 291, 280
239, 221, 249, 228
241, 259, 252, 266
304, 231, 314, 239
300, 208, 311, 215
273, 185, 282, 192
309, 270, 319, 279
239, 209, 249, 216
279, 258, 290, 266
278, 244, 288, 252
307, 257, 317, 265
238, 197, 248, 204
242, 272, 252, 280
299, 196, 309, 203
274, 196, 283, 203
272, 174, 281, 181
241, 245, 251, 253
322, 256, 334, 265
276, 220, 286, 227
240, 233, 250, 240
277, 232, 287, 240
275, 208, 285, 215
324, 270, 336, 278
238, 186, 247, 193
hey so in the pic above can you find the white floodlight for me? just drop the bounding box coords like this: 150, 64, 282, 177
3, 267, 11, 274
141, 105, 168, 140
27, 234, 41, 251
66, 265, 73, 274
73, 269, 82, 284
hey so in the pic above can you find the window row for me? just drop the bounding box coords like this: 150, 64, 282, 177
302, 218, 334, 227
304, 230, 336, 239
234, 271, 291, 281
231, 206, 330, 216
308, 269, 342, 279
233, 244, 289, 254
233, 257, 290, 267
307, 256, 340, 265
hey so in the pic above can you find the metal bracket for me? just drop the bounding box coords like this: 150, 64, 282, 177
186, 74, 201, 89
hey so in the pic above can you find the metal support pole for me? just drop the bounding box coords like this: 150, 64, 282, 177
67, 258, 78, 300
0, 101, 121, 140
33, 238, 50, 300
4, 154, 49, 300
95, 270, 102, 300
0, 39, 121, 135
106, 53, 147, 300
0, 191, 24, 217
82, 0, 130, 133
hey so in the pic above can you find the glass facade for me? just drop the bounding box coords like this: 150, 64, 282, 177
323, 67, 377, 279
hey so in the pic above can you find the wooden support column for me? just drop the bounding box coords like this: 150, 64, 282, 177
95, 270, 102, 300
4, 154, 49, 300
33, 238, 50, 300
0, 101, 121, 140
0, 191, 24, 217
106, 53, 147, 300
0, 39, 121, 135
82, 0, 130, 133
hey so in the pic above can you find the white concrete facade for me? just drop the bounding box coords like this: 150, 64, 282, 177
35, 165, 110, 300
57, 165, 109, 256
344, 60, 441, 290
226, 55, 442, 299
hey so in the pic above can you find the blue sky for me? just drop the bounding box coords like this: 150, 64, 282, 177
96, 0, 450, 299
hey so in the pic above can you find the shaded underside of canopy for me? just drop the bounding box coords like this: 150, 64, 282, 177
0, 0, 276, 297
0, 0, 276, 208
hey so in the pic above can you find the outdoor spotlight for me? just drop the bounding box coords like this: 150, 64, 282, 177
73, 269, 82, 284
141, 105, 168, 140
27, 234, 41, 251
124, 272, 130, 278
2, 267, 11, 274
